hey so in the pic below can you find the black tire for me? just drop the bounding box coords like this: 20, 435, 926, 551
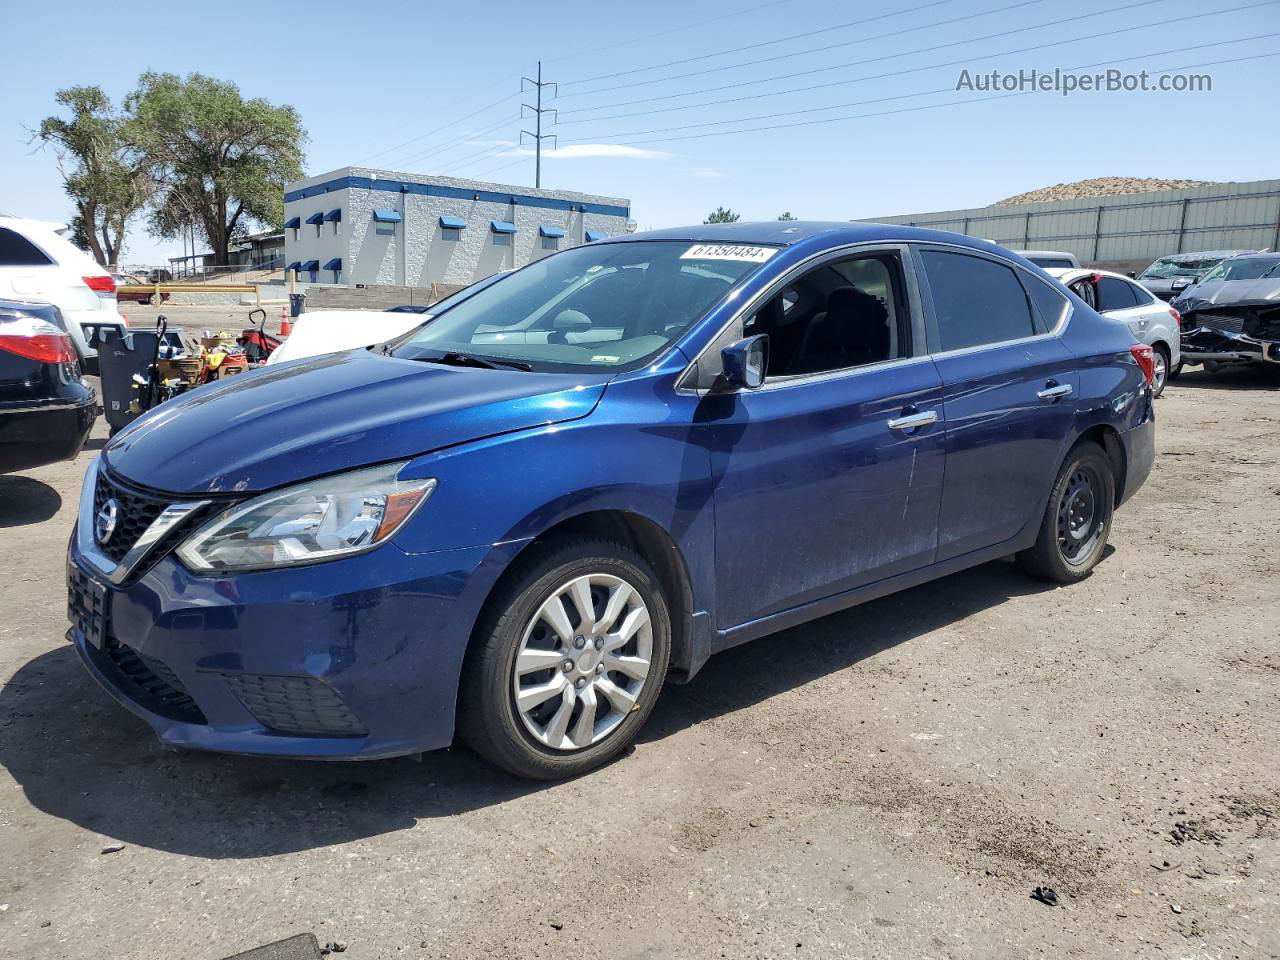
1151, 343, 1171, 398
1017, 441, 1115, 583
145, 293, 157, 306
457, 537, 671, 780
1168, 358, 1183, 381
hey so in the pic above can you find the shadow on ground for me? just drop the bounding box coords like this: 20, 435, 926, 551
0, 560, 1056, 859
0, 475, 63, 528
1169, 365, 1280, 392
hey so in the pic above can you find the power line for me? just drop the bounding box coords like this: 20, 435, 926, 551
558, 0, 956, 87
354, 86, 516, 166
557, 15, 1276, 142
553, 49, 1280, 151
388, 113, 519, 173
555, 0, 1083, 99
555, 6, 1274, 128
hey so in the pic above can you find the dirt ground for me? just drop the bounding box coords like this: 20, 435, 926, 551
1, 365, 1277, 960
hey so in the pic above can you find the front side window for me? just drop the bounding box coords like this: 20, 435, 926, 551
741, 252, 909, 377
920, 250, 1035, 351
392, 240, 769, 373
0, 228, 53, 266
1096, 277, 1139, 312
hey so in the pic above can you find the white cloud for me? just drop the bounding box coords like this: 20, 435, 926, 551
499, 143, 672, 161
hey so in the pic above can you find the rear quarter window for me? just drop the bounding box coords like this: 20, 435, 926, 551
1096, 277, 1139, 311
920, 250, 1036, 351
0, 227, 54, 266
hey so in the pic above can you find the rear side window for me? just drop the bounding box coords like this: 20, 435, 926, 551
1022, 275, 1070, 331
1126, 281, 1153, 305
0, 227, 54, 266
920, 250, 1035, 351
1096, 277, 1138, 311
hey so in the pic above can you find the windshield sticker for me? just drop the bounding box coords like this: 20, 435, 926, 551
681, 244, 777, 263
591, 355, 620, 363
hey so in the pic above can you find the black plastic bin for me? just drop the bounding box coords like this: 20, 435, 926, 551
96, 327, 160, 433
289, 293, 306, 318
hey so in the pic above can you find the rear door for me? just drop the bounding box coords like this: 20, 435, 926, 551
697, 245, 947, 628
915, 246, 1077, 561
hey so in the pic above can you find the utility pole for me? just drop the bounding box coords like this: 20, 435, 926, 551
521, 61, 557, 188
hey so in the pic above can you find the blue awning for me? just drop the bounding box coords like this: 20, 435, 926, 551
305, 211, 324, 225
286, 261, 301, 272
490, 220, 517, 235
585, 229, 608, 242
323, 258, 342, 271
539, 224, 565, 238
284, 217, 300, 229
301, 259, 320, 271
439, 215, 467, 230
324, 208, 341, 222
372, 209, 402, 223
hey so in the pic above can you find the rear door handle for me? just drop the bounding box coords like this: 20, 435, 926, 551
1037, 383, 1073, 402
887, 410, 938, 431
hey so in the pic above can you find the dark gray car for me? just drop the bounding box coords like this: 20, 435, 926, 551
1137, 249, 1255, 301
1171, 253, 1280, 370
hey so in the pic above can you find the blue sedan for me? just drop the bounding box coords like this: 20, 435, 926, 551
67, 223, 1155, 779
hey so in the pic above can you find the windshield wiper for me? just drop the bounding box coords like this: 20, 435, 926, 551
416, 351, 533, 371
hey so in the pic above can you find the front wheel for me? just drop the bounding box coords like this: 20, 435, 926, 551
458, 538, 671, 780
1017, 441, 1115, 583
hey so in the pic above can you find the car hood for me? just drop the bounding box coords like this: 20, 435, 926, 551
1173, 278, 1280, 314
104, 349, 608, 494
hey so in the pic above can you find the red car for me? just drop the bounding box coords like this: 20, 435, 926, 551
112, 275, 170, 306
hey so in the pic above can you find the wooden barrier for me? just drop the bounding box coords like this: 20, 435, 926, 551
118, 283, 261, 305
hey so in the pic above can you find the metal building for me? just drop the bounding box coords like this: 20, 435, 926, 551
283, 166, 631, 289
860, 178, 1280, 270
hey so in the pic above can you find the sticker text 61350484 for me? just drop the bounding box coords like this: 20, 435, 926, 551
680, 244, 777, 263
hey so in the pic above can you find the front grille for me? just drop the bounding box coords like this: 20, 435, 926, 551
1196, 312, 1246, 335
101, 638, 207, 724
67, 562, 108, 649
93, 469, 170, 564
223, 674, 367, 737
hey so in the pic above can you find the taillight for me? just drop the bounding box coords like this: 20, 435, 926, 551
0, 316, 77, 364
1169, 307, 1182, 327
83, 274, 116, 295
1130, 343, 1155, 385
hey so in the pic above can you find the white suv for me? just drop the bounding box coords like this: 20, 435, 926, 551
0, 216, 127, 369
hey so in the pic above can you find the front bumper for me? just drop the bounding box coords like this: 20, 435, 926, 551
1180, 324, 1280, 367
66, 466, 511, 759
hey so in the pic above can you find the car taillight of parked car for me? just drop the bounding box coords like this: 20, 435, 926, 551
82, 274, 116, 297
1129, 343, 1156, 385
0, 315, 78, 364
1169, 307, 1182, 327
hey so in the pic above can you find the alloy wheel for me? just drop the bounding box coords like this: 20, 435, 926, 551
512, 573, 653, 751
1152, 349, 1168, 394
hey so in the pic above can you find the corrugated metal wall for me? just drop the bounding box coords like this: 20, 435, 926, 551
860, 179, 1280, 265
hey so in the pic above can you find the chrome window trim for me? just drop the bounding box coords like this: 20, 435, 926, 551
675, 240, 925, 395
912, 241, 1074, 362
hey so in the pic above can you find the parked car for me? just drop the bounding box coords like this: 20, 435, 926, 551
1014, 249, 1081, 269
0, 217, 127, 372
1, 299, 97, 473
1137, 250, 1254, 301
1047, 268, 1180, 396
1169, 253, 1280, 370
266, 272, 509, 366
67, 223, 1155, 779
113, 274, 170, 306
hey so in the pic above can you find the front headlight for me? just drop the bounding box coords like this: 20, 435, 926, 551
176, 462, 436, 573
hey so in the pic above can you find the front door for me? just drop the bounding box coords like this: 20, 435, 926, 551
700, 248, 946, 629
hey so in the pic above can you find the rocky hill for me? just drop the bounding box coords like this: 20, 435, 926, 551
994, 177, 1218, 206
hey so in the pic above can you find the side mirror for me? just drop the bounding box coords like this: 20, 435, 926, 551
721, 334, 769, 389
1171, 278, 1190, 290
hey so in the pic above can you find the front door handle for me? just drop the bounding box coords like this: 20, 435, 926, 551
1037, 383, 1073, 402
887, 410, 938, 431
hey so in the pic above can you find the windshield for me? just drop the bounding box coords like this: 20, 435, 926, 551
1140, 256, 1223, 281
390, 240, 772, 372
1197, 256, 1280, 284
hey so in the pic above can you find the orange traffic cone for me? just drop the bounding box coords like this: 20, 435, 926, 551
280, 305, 292, 337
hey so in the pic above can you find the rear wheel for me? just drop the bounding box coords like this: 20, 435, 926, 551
458, 537, 671, 780
1017, 441, 1115, 583
1168, 358, 1183, 381
1151, 343, 1170, 397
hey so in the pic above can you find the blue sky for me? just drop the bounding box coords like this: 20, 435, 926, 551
2, 0, 1277, 265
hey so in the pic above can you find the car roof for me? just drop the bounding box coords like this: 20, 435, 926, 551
609, 220, 1013, 254
1220, 252, 1280, 262
1156, 249, 1255, 262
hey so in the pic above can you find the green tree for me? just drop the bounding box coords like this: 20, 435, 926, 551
704, 206, 741, 224
127, 72, 306, 265
34, 86, 146, 267
777, 211, 797, 221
